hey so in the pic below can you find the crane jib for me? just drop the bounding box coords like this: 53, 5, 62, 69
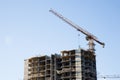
50, 9, 105, 49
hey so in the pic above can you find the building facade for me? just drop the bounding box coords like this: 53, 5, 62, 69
24, 49, 97, 80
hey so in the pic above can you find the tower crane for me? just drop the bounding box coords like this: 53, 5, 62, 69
98, 75, 120, 79
49, 9, 105, 52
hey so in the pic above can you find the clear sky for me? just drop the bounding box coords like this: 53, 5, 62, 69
0, 0, 120, 80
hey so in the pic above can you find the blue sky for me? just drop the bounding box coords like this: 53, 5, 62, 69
0, 0, 120, 80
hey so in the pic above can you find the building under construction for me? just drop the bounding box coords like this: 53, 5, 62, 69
24, 49, 97, 80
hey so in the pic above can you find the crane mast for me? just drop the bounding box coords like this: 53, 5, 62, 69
49, 9, 105, 52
